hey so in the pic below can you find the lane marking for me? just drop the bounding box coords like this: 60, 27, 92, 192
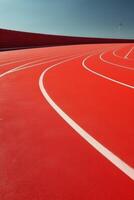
11, 55, 75, 73
0, 53, 86, 78
113, 47, 134, 61
1, 45, 133, 179
124, 46, 134, 59
39, 54, 134, 180
0, 44, 106, 77
0, 47, 108, 78
0, 45, 115, 67
0, 56, 46, 67
83, 55, 134, 89
100, 51, 134, 71
0, 55, 61, 78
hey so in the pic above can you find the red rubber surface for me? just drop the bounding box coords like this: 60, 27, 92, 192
0, 44, 134, 199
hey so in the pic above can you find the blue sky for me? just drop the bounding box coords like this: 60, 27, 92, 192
0, 0, 134, 38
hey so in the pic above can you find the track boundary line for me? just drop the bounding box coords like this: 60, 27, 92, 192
0, 48, 107, 78
113, 46, 134, 61
0, 55, 63, 77
100, 51, 134, 71
39, 54, 134, 181
0, 56, 47, 67
83, 55, 134, 89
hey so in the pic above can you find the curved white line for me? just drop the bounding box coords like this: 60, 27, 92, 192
0, 56, 60, 78
0, 48, 105, 78
83, 55, 134, 89
0, 52, 87, 78
113, 48, 134, 61
12, 55, 78, 73
82, 56, 134, 89
39, 54, 134, 180
100, 51, 134, 71
0, 56, 46, 67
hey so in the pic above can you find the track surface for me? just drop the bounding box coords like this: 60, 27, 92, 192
0, 44, 134, 199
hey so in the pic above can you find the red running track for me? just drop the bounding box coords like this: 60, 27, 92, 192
0, 44, 134, 200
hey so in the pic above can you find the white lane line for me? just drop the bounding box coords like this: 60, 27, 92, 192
6, 49, 110, 74
0, 56, 37, 66
39, 54, 134, 180
0, 56, 46, 67
0, 53, 85, 78
0, 57, 24, 65
0, 44, 114, 67
124, 46, 134, 59
0, 47, 107, 78
83, 55, 134, 89
11, 56, 75, 73
100, 51, 134, 71
113, 47, 134, 61
0, 55, 59, 77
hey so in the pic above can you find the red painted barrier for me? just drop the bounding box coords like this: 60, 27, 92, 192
0, 28, 134, 50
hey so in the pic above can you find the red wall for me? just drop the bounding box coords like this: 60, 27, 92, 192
0, 28, 134, 50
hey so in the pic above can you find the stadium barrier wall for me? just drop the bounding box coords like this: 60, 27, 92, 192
0, 28, 134, 51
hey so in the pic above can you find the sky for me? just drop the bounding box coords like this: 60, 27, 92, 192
0, 0, 134, 39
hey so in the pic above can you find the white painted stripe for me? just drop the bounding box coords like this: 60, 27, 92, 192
0, 48, 105, 78
0, 56, 59, 77
124, 46, 134, 59
113, 47, 134, 61
11, 55, 74, 73
0, 53, 84, 78
100, 51, 134, 71
0, 56, 45, 67
39, 54, 134, 180
83, 55, 134, 89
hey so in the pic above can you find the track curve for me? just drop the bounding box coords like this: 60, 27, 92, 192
0, 44, 134, 200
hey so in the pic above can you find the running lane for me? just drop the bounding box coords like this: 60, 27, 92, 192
0, 44, 134, 200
